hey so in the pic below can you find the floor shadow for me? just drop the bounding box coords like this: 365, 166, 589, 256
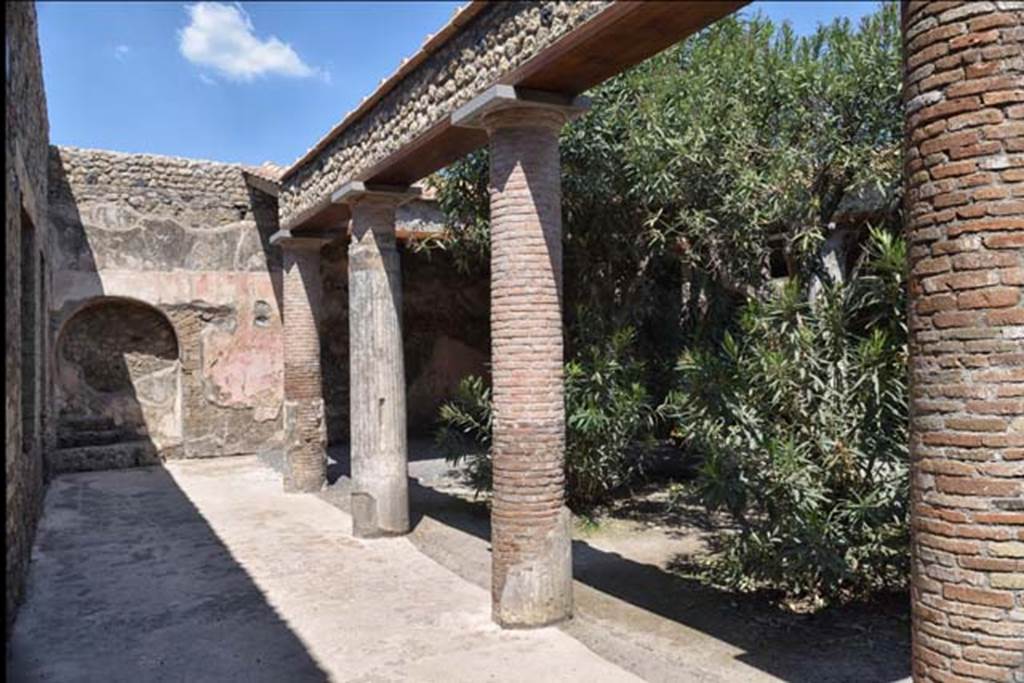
375, 444, 911, 683
571, 540, 910, 682
325, 441, 443, 485
7, 466, 328, 682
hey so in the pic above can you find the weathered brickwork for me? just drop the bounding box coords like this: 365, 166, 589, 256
280, 242, 328, 492
486, 107, 573, 627
279, 1, 612, 225
49, 146, 286, 468
6, 1, 52, 635
903, 2, 1024, 681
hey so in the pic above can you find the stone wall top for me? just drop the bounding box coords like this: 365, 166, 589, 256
48, 145, 445, 274
278, 1, 613, 226
48, 145, 281, 274
50, 146, 260, 229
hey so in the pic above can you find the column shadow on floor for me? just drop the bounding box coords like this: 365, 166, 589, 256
325, 443, 910, 683
7, 466, 328, 683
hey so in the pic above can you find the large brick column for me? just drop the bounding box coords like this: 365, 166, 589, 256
271, 229, 331, 493
453, 86, 589, 627
903, 2, 1024, 681
332, 181, 419, 537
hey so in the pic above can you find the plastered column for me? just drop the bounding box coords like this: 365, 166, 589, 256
272, 230, 330, 493
334, 182, 418, 538
902, 2, 1024, 680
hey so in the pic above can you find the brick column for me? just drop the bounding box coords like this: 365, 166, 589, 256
453, 86, 589, 628
271, 229, 332, 493
903, 3, 1024, 681
333, 181, 419, 537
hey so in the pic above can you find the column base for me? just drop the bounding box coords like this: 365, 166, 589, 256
283, 469, 327, 494
351, 486, 409, 538
493, 506, 574, 628
282, 399, 327, 494
492, 612, 573, 630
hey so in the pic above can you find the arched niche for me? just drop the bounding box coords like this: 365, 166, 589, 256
54, 296, 183, 460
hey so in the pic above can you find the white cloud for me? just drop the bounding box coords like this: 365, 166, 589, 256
199, 73, 217, 86
114, 44, 131, 61
178, 2, 325, 82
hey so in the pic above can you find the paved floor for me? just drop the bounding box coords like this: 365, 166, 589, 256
8, 457, 640, 682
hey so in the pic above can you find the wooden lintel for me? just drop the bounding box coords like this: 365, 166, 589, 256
288, 1, 749, 230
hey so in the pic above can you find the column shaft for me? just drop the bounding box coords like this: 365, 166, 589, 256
348, 200, 409, 537
903, 2, 1024, 680
487, 107, 573, 627
281, 245, 327, 492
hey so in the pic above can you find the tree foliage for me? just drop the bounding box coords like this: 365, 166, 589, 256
431, 4, 906, 603
436, 327, 655, 510
660, 229, 908, 603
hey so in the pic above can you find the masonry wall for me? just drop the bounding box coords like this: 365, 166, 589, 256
320, 221, 490, 443
49, 146, 286, 467
50, 145, 489, 468
6, 2, 53, 635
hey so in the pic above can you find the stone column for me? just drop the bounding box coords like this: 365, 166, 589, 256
903, 3, 1024, 681
453, 86, 589, 628
332, 181, 419, 538
271, 229, 332, 493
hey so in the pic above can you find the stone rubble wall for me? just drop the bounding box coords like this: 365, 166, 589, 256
279, 1, 612, 224
50, 146, 281, 272
6, 1, 53, 636
49, 146, 287, 464
50, 145, 488, 464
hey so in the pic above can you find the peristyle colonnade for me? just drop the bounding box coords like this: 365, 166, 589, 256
270, 2, 1023, 680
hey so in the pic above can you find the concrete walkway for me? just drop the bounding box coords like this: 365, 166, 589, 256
8, 457, 640, 682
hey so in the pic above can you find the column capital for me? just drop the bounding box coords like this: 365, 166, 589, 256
451, 85, 590, 132
331, 181, 420, 207
269, 228, 338, 251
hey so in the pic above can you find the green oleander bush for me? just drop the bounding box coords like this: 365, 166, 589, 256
430, 3, 906, 605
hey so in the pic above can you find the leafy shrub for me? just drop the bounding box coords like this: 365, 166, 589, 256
430, 4, 907, 603
564, 327, 657, 509
435, 328, 655, 510
423, 4, 902, 332
659, 229, 909, 605
435, 375, 492, 495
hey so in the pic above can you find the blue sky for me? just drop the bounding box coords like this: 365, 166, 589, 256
37, 1, 888, 168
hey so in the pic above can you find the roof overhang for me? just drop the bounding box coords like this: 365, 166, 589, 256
284, 1, 748, 233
